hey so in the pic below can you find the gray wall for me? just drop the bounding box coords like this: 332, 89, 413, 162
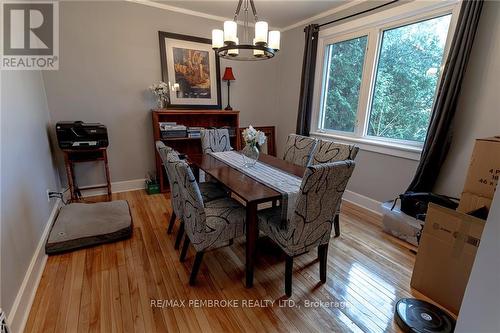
434, 0, 500, 197
275, 0, 500, 202
1, 71, 60, 316
43, 1, 280, 187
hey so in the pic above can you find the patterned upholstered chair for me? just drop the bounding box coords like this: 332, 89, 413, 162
174, 160, 246, 285
200, 129, 233, 153
282, 134, 318, 167
257, 161, 356, 296
310, 139, 359, 237
155, 141, 227, 249
310, 139, 359, 165
199, 129, 232, 183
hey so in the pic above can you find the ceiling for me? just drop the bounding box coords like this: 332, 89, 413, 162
153, 1, 350, 29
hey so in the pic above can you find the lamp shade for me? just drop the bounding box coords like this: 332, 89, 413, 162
255, 21, 268, 44
222, 67, 236, 81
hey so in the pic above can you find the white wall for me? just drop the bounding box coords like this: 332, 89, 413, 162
455, 192, 500, 332
42, 1, 281, 187
1, 71, 60, 323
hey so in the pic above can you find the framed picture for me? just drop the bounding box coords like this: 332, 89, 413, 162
158, 31, 222, 109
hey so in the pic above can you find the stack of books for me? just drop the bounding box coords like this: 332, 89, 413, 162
159, 122, 187, 139
187, 127, 203, 138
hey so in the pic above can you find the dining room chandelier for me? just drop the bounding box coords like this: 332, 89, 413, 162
211, 0, 280, 61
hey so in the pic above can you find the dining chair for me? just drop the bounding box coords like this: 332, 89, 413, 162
200, 129, 233, 153
310, 139, 359, 165
310, 139, 360, 237
237, 126, 277, 156
155, 141, 227, 249
174, 160, 246, 285
282, 134, 317, 167
257, 160, 356, 296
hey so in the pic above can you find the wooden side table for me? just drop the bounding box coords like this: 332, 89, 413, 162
62, 148, 111, 201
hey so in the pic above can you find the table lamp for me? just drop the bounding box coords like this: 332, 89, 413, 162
222, 67, 236, 110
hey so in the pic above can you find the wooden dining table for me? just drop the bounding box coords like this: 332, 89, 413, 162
189, 152, 306, 288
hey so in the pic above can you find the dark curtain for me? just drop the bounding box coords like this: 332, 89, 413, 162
407, 0, 484, 193
296, 24, 320, 136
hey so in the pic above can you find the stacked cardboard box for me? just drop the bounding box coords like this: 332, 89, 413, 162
457, 136, 500, 213
411, 136, 500, 315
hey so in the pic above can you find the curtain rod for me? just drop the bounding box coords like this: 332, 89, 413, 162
318, 0, 400, 29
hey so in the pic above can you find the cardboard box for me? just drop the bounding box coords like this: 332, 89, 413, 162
411, 203, 485, 315
458, 136, 500, 212
457, 192, 492, 214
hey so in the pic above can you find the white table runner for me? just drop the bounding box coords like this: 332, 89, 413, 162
209, 151, 302, 220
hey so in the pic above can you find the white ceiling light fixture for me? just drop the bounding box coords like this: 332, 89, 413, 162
212, 0, 280, 61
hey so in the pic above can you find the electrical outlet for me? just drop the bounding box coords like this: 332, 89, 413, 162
47, 190, 61, 202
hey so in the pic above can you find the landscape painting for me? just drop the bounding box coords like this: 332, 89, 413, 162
172, 47, 211, 99
159, 31, 221, 109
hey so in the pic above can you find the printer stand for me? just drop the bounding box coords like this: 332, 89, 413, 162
63, 148, 111, 201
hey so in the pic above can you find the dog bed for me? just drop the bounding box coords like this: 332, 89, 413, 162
45, 200, 132, 255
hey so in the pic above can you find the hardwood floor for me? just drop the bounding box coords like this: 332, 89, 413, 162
25, 190, 429, 333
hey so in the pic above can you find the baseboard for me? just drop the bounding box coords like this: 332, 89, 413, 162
65, 178, 146, 198
343, 190, 383, 215
7, 199, 61, 333
342, 190, 383, 226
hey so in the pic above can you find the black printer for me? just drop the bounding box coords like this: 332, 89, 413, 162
56, 121, 108, 149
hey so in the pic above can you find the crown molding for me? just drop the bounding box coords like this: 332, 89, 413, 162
127, 0, 232, 23
126, 0, 370, 33
281, 0, 369, 32
127, 0, 280, 30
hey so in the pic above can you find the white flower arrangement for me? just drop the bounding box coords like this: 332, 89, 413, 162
242, 125, 267, 149
149, 81, 169, 106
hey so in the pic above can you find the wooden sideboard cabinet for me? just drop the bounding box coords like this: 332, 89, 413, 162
152, 109, 240, 192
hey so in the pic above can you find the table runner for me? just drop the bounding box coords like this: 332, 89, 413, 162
209, 151, 302, 220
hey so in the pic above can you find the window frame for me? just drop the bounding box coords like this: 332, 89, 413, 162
310, 0, 461, 160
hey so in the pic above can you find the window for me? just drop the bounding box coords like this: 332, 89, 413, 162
313, 2, 457, 158
368, 15, 452, 142
321, 36, 368, 133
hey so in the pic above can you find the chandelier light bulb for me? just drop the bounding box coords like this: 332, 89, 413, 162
255, 21, 268, 44
224, 21, 238, 44
253, 38, 264, 57
269, 31, 281, 50
212, 29, 224, 48
228, 38, 239, 56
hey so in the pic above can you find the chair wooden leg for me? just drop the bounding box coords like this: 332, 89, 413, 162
174, 222, 184, 250
333, 214, 340, 238
285, 255, 293, 297
318, 244, 329, 283
189, 252, 205, 285
180, 235, 190, 262
167, 212, 176, 234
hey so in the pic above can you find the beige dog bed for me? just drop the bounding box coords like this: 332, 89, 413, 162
45, 200, 133, 255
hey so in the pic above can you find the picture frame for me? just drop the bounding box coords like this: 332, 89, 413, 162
158, 31, 222, 109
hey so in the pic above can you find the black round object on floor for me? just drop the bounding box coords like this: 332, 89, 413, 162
395, 298, 456, 333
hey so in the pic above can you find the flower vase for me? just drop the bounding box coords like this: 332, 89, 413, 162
242, 144, 259, 168
157, 98, 167, 109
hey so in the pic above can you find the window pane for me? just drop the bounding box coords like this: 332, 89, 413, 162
368, 15, 452, 142
321, 36, 368, 132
